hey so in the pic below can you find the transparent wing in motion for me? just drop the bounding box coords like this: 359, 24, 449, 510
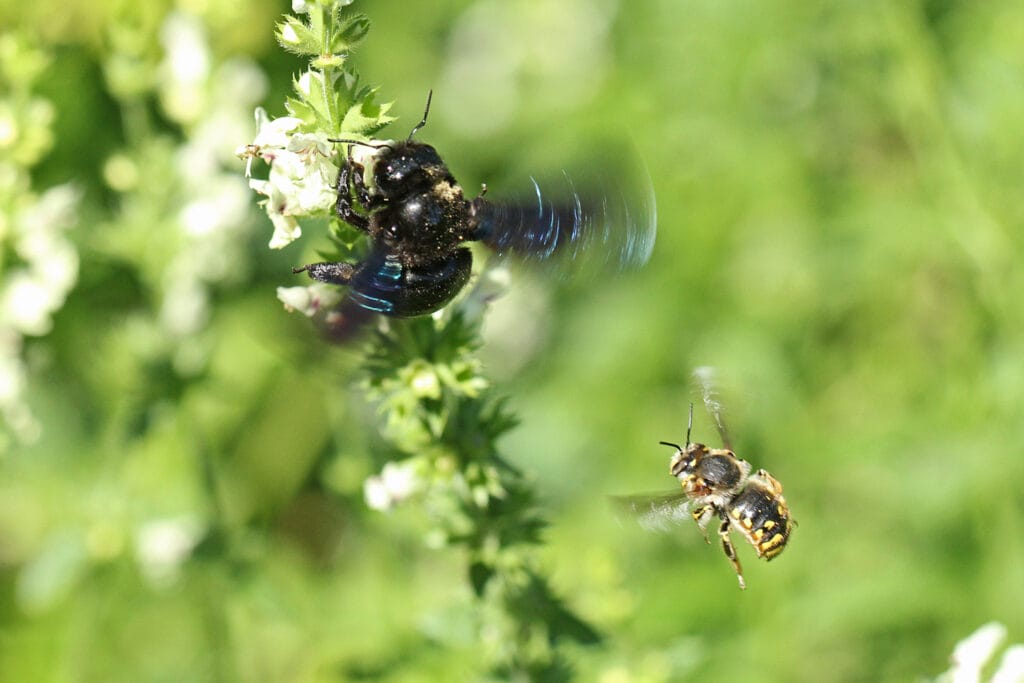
471, 163, 657, 277
692, 365, 732, 451
610, 491, 692, 533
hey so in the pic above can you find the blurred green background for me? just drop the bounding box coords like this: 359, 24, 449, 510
2, 0, 1023, 681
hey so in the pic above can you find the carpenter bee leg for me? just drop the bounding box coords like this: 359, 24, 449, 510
335, 153, 370, 231
293, 261, 357, 285
718, 517, 746, 590
347, 147, 375, 211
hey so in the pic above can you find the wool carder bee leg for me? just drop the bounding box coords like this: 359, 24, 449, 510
718, 516, 746, 590
691, 504, 715, 543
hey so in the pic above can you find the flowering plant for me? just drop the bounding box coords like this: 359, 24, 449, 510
240, 1, 601, 677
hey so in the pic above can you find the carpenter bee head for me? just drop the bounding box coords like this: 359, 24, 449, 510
370, 141, 451, 201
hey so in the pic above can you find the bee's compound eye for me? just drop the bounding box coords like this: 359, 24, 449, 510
669, 452, 690, 478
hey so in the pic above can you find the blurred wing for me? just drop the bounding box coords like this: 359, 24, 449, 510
692, 365, 732, 450
472, 167, 657, 276
610, 491, 692, 533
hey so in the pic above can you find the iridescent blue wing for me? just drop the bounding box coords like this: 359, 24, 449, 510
471, 167, 657, 276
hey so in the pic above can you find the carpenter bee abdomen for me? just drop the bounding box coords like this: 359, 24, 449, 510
347, 248, 472, 317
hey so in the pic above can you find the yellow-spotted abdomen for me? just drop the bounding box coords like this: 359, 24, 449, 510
728, 473, 793, 561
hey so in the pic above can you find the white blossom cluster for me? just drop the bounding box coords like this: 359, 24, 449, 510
241, 112, 337, 250
154, 12, 266, 340
241, 113, 344, 317
0, 185, 80, 446
364, 459, 425, 511
237, 84, 345, 318
0, 33, 81, 447
936, 622, 1024, 683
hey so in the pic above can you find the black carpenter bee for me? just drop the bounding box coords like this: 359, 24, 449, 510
617, 369, 794, 589
293, 92, 656, 319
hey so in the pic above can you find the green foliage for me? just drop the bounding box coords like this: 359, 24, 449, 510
274, 5, 390, 137
361, 312, 600, 677
260, 1, 601, 677
276, 6, 369, 59
3, 0, 1024, 682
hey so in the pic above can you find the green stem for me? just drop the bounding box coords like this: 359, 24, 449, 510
317, 5, 337, 131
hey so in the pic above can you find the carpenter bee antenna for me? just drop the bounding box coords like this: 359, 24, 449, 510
659, 441, 683, 451
326, 138, 395, 152
409, 89, 433, 139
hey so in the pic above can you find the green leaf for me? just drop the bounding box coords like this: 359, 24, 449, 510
331, 14, 371, 53
513, 572, 603, 646
15, 530, 88, 614
341, 96, 395, 137
283, 96, 317, 126
275, 16, 320, 56
469, 561, 494, 597
292, 70, 343, 128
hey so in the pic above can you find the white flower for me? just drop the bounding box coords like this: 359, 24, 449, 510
134, 517, 204, 587
0, 329, 39, 444
992, 645, 1024, 683
159, 276, 209, 337
949, 623, 1007, 683
937, 622, 1024, 683
295, 70, 323, 101
178, 176, 251, 238
159, 12, 212, 125
15, 183, 78, 247
242, 110, 338, 248
0, 107, 17, 147
250, 109, 303, 150
364, 460, 425, 511
1, 184, 81, 336
277, 283, 343, 317
1, 272, 59, 336
0, 332, 26, 404
279, 21, 301, 46
249, 176, 303, 248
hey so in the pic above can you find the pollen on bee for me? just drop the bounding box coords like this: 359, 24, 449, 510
435, 180, 461, 201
